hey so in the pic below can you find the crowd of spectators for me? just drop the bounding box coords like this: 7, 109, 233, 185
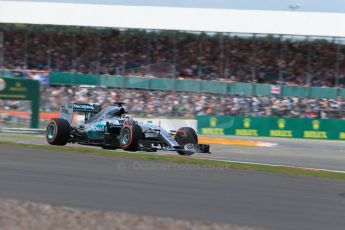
1, 26, 345, 121
2, 26, 345, 87
1, 87, 344, 119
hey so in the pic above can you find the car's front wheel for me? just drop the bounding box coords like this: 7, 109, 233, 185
119, 124, 142, 151
175, 127, 198, 155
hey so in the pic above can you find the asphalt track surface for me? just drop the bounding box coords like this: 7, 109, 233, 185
2, 134, 345, 171
201, 136, 345, 171
1, 144, 345, 230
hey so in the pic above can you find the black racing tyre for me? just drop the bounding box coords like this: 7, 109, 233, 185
119, 124, 142, 151
46, 118, 71, 146
175, 127, 198, 155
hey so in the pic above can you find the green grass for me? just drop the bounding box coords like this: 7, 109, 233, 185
0, 134, 44, 139
0, 141, 345, 180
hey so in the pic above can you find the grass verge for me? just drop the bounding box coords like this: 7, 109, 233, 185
0, 134, 44, 139
0, 141, 345, 180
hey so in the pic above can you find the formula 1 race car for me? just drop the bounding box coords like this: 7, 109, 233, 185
46, 103, 210, 155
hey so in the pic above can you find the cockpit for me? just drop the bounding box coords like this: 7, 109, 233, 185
105, 107, 126, 118
86, 106, 127, 123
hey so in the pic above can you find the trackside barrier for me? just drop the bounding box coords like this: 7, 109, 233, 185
0, 128, 45, 135
197, 116, 345, 140
49, 72, 345, 99
5, 115, 345, 141
135, 118, 196, 132
0, 118, 196, 135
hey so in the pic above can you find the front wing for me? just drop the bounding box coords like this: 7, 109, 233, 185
139, 140, 210, 154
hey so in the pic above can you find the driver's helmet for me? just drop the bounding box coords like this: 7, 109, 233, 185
124, 114, 134, 125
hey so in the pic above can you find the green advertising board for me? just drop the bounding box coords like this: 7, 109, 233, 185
0, 77, 40, 128
197, 116, 345, 140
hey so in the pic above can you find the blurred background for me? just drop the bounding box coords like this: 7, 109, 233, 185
0, 0, 344, 138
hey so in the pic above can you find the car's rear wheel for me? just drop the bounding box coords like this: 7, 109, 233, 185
119, 124, 142, 151
175, 127, 198, 155
46, 118, 71, 146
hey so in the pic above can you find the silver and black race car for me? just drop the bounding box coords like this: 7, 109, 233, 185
46, 103, 210, 155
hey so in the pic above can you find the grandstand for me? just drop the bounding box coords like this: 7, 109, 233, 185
0, 0, 344, 128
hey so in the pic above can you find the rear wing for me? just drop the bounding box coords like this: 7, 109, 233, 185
60, 103, 101, 124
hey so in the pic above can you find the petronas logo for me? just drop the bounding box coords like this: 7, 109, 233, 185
210, 117, 217, 127
312, 120, 320, 130
243, 118, 251, 128
278, 119, 286, 129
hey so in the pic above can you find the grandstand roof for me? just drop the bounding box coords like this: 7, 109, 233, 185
1, 0, 345, 37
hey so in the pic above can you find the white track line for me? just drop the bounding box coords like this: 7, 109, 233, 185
256, 142, 278, 147
134, 150, 345, 174
193, 155, 345, 174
